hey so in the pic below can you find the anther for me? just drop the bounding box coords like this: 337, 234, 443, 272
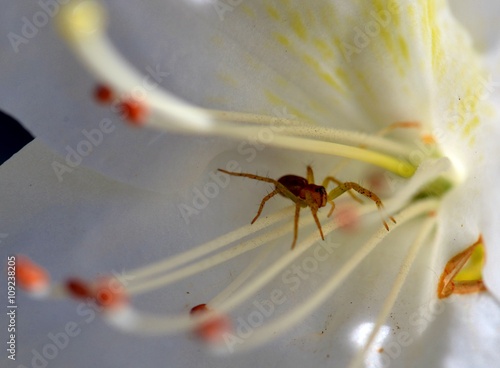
119, 98, 148, 125
93, 84, 114, 104
16, 256, 50, 296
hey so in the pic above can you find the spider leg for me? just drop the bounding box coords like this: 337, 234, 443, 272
218, 169, 280, 186
310, 206, 325, 242
328, 182, 396, 230
291, 203, 301, 250
306, 166, 315, 184
323, 176, 362, 204
219, 168, 307, 207
303, 191, 325, 244
327, 200, 335, 217
251, 189, 279, 224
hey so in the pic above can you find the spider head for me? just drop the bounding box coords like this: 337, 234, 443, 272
308, 185, 328, 208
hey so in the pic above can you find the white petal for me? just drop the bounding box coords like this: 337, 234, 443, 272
414, 294, 500, 367
450, 0, 500, 53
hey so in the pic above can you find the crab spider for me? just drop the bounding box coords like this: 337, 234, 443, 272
218, 166, 395, 249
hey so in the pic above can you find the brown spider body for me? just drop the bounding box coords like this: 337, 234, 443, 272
218, 167, 394, 249
277, 175, 327, 209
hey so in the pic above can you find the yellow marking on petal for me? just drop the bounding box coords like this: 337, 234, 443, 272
241, 5, 255, 18
289, 11, 308, 40
266, 5, 280, 21
335, 68, 350, 88
398, 36, 410, 63
302, 54, 343, 92
454, 242, 485, 282
318, 4, 337, 29
264, 91, 308, 121
379, 21, 396, 56
354, 70, 375, 99
275, 33, 291, 48
463, 116, 480, 138
312, 38, 334, 60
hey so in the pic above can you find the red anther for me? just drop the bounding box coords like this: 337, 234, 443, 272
195, 315, 232, 344
190, 303, 209, 316
94, 84, 114, 104
189, 303, 231, 344
16, 256, 49, 292
119, 98, 148, 125
65, 278, 93, 300
93, 277, 128, 310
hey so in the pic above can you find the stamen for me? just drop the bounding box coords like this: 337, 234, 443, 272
102, 204, 378, 336
257, 134, 415, 177
126, 217, 293, 295
209, 246, 275, 307
56, 1, 416, 178
325, 121, 426, 177
348, 217, 436, 368
56, 0, 213, 133
127, 206, 292, 283
211, 110, 415, 157
213, 204, 378, 315
233, 199, 438, 351
384, 158, 453, 214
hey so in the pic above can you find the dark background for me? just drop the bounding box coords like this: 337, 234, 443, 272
0, 110, 34, 165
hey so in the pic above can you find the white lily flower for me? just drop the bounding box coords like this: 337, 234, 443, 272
1, 1, 500, 367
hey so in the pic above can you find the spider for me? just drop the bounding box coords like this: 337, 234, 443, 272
218, 166, 395, 249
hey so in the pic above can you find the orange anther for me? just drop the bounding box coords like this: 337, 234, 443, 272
190, 304, 231, 344
421, 134, 436, 145
195, 315, 231, 344
16, 256, 49, 292
119, 98, 148, 125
